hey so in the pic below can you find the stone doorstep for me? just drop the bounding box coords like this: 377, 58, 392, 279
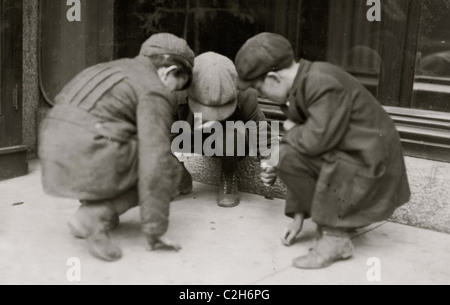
179, 154, 450, 235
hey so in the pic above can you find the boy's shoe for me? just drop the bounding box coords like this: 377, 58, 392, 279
293, 226, 354, 269
217, 170, 240, 208
70, 203, 120, 238
179, 162, 193, 196
68, 203, 122, 262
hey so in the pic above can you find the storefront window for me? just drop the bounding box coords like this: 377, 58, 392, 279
39, 0, 115, 104
0, 0, 23, 149
413, 0, 450, 112
0, 2, 3, 117
327, 0, 382, 98
115, 0, 306, 61
37, 0, 450, 161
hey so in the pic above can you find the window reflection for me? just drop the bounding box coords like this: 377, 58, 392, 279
0, 1, 3, 116
413, 0, 450, 112
421, 52, 450, 78
416, 0, 450, 79
0, 2, 3, 117
327, 0, 383, 97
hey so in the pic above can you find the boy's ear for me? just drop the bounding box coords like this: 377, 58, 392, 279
158, 65, 179, 81
165, 65, 179, 75
266, 71, 281, 83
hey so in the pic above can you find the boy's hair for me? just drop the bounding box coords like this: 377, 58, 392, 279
253, 59, 296, 85
235, 32, 295, 90
148, 54, 193, 90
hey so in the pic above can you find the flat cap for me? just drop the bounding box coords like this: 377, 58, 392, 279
140, 33, 195, 67
187, 52, 238, 122
235, 33, 294, 89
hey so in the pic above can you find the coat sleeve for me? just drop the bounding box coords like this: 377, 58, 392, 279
283, 73, 352, 157
239, 89, 280, 161
136, 89, 182, 238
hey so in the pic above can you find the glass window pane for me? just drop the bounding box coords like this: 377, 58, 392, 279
413, 1, 450, 112
327, 0, 383, 98
0, 1, 3, 117
115, 0, 269, 60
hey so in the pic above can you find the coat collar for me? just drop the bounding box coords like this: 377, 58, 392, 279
282, 59, 312, 123
135, 55, 157, 70
288, 59, 312, 103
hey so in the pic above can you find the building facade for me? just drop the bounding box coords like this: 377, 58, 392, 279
2, 0, 450, 179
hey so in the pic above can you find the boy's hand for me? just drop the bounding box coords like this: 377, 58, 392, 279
283, 119, 297, 132
147, 235, 181, 252
260, 161, 277, 187
281, 213, 305, 246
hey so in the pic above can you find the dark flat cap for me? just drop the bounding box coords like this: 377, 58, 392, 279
235, 33, 294, 89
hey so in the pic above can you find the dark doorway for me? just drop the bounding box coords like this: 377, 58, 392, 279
0, 0, 27, 180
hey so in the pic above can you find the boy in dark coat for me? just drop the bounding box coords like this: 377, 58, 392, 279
235, 33, 411, 269
39, 33, 194, 262
172, 52, 278, 207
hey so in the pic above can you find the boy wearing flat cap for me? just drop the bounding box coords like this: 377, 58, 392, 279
235, 33, 411, 269
173, 52, 277, 207
39, 33, 194, 262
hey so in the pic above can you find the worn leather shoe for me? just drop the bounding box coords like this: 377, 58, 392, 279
178, 162, 193, 195
70, 202, 120, 239
217, 171, 240, 208
68, 204, 122, 262
293, 227, 354, 269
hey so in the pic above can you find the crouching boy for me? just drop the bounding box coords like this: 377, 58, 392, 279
172, 52, 279, 208
39, 33, 194, 262
235, 33, 411, 269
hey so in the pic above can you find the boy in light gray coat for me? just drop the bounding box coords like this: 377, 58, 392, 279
39, 33, 194, 262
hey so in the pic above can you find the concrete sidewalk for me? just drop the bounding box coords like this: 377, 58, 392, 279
1, 161, 449, 285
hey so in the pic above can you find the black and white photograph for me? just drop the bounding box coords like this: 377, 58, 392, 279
1, 0, 450, 288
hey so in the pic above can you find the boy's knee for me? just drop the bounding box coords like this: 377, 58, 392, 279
277, 143, 321, 177
278, 143, 299, 169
